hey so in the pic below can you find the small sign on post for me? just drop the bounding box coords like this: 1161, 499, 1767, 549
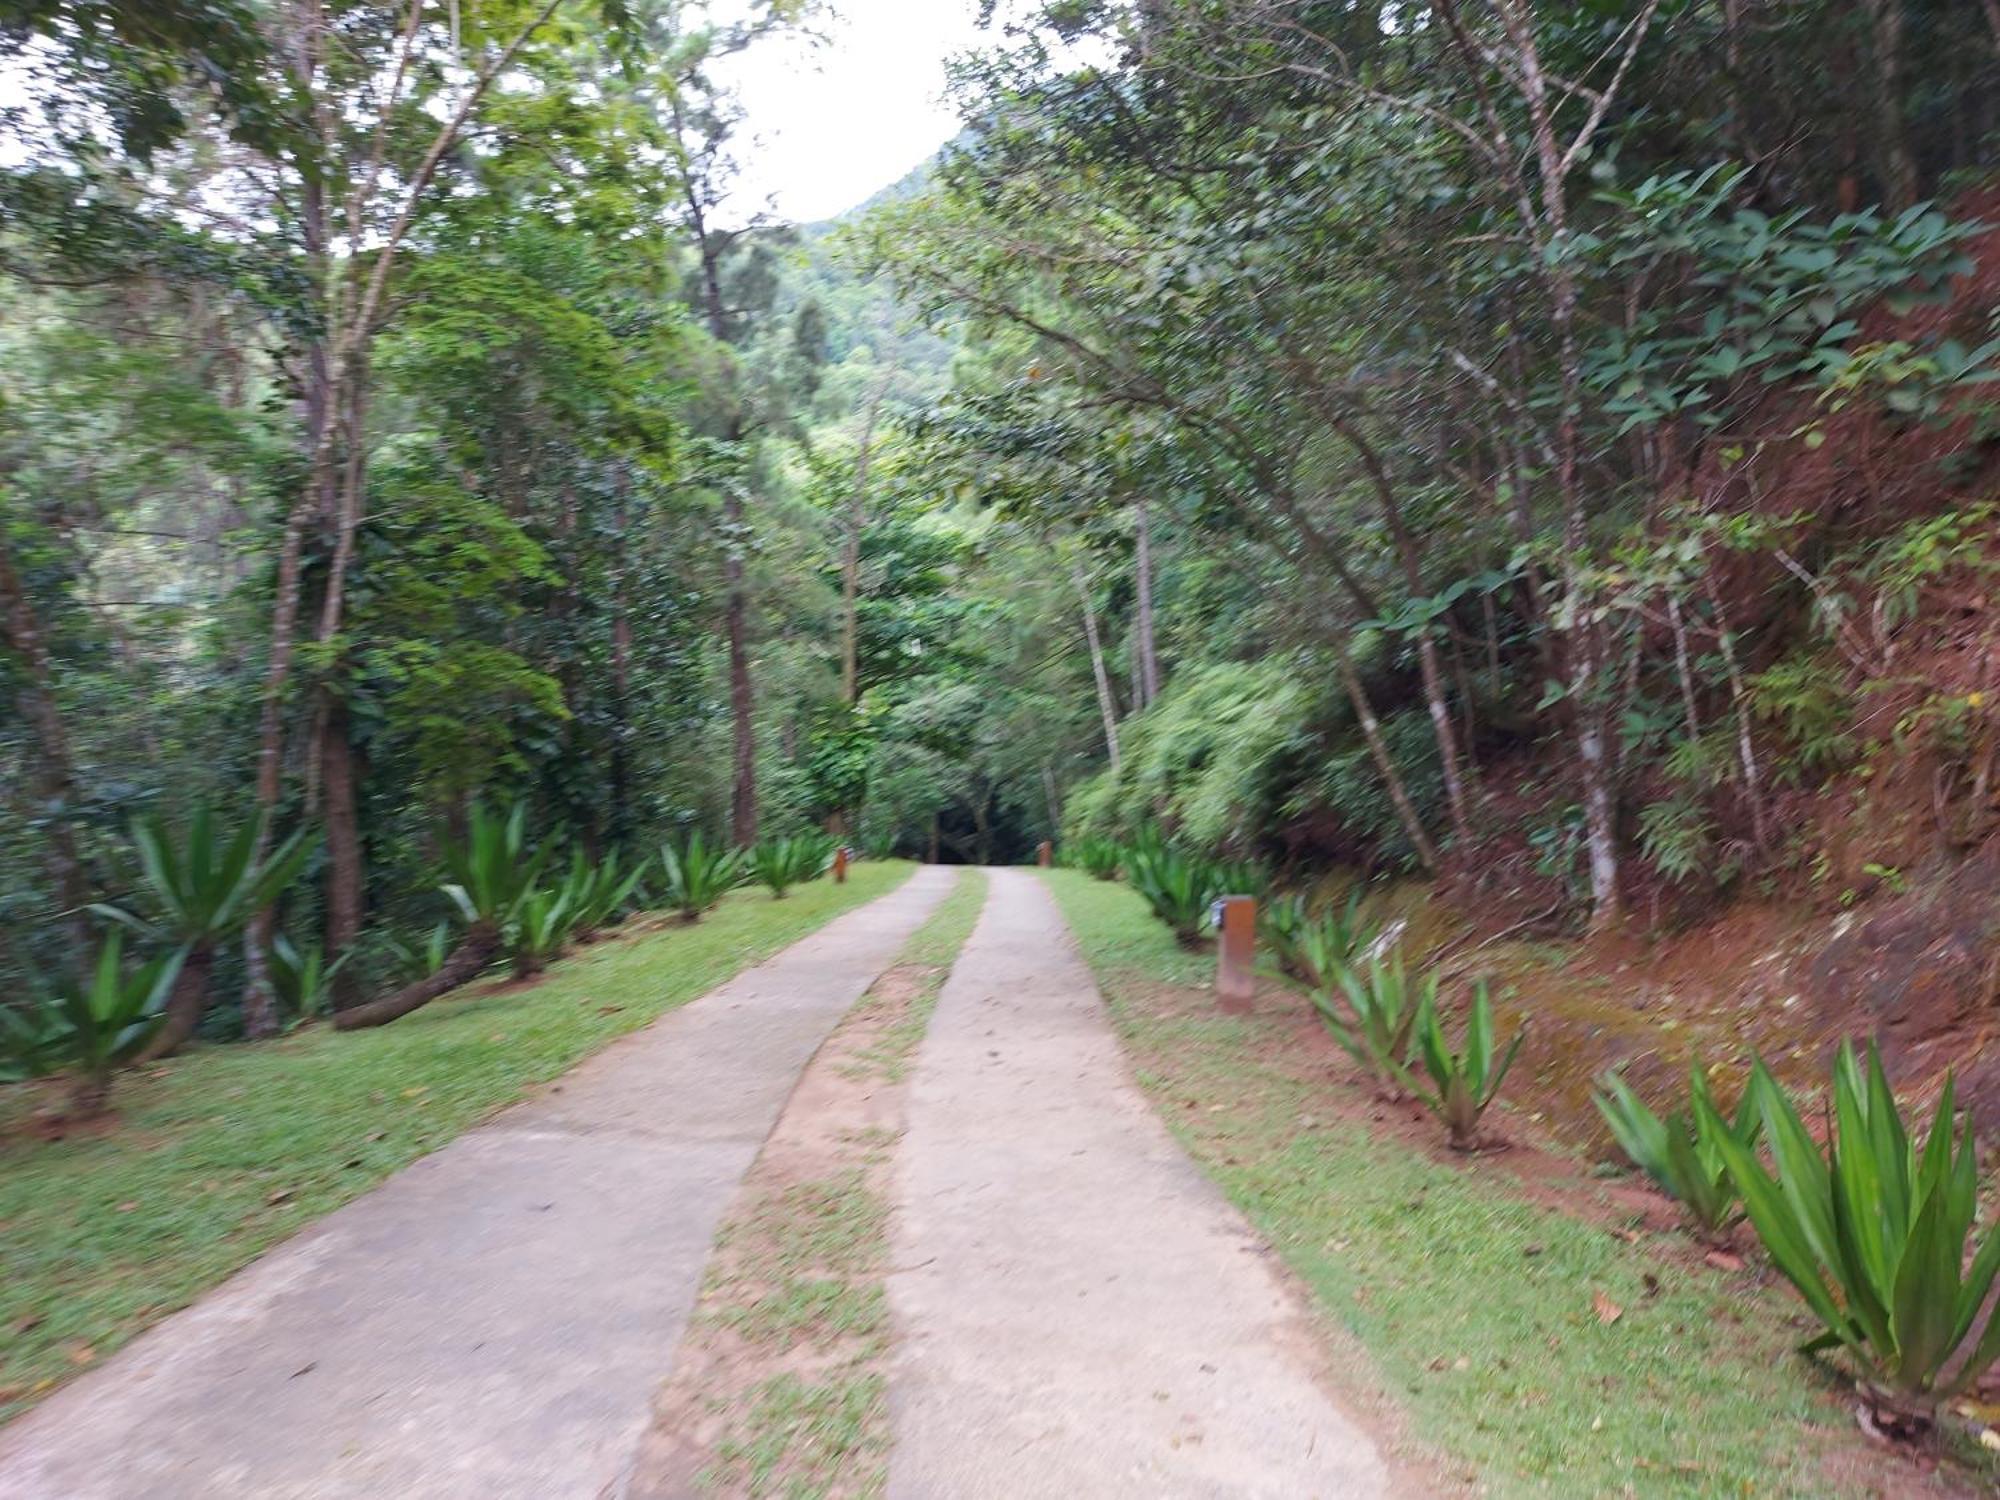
833, 846, 849, 884
1216, 895, 1257, 1014
1036, 840, 1053, 868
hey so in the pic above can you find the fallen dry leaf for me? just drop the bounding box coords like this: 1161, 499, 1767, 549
1702, 1249, 1744, 1272
1592, 1290, 1623, 1325
266, 1187, 293, 1206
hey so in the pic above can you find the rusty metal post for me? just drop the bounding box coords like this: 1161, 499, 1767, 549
833, 846, 849, 884
1036, 840, 1053, 868
1217, 895, 1257, 1014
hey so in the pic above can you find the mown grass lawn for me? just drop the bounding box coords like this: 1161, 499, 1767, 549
0, 861, 915, 1421
1041, 868, 1969, 1500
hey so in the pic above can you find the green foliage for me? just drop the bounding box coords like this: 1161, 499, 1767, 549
1595, 1063, 1759, 1239
268, 933, 349, 1021
1066, 837, 1124, 880
14, 933, 182, 1110
508, 883, 578, 979
1699, 1043, 2000, 1426
1407, 981, 1525, 1152
659, 833, 748, 921
1296, 889, 1383, 988
1635, 796, 1716, 886
440, 803, 550, 928
92, 806, 314, 950
1121, 841, 1223, 947
1312, 959, 1429, 1099
557, 849, 648, 940
1748, 658, 1858, 778
749, 834, 835, 899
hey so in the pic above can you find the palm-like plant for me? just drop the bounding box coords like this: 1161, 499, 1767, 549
268, 932, 351, 1021
1699, 1043, 2000, 1434
1123, 844, 1221, 946
659, 832, 747, 920
1406, 980, 1526, 1151
334, 803, 547, 1030
27, 933, 184, 1114
509, 882, 578, 979
559, 849, 648, 941
1295, 889, 1383, 988
1595, 1062, 1760, 1241
92, 806, 314, 1059
1311, 958, 1429, 1098
750, 834, 833, 899
1070, 837, 1124, 880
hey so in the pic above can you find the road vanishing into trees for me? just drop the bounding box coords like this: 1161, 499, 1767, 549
0, 867, 1390, 1499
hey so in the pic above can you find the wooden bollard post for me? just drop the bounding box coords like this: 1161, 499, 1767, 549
1216, 895, 1257, 1014
833, 846, 849, 884
1036, 840, 1053, 868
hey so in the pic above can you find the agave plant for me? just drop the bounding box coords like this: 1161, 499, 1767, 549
1259, 892, 1313, 979
1296, 889, 1383, 988
23, 933, 184, 1114
509, 882, 577, 979
1311, 957, 1429, 1098
659, 832, 747, 921
1699, 1043, 2000, 1432
750, 835, 833, 898
1070, 837, 1124, 880
268, 932, 351, 1021
1595, 1062, 1760, 1241
334, 802, 548, 1030
559, 849, 648, 941
1123, 843, 1221, 946
92, 806, 315, 1059
1406, 980, 1525, 1151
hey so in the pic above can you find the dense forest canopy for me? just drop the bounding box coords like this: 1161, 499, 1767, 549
1, 0, 1996, 1047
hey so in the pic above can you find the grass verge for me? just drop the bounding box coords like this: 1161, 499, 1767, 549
0, 861, 916, 1422
628, 867, 986, 1500
1041, 868, 1966, 1500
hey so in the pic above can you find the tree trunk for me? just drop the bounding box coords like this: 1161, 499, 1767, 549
1070, 557, 1121, 771
0, 534, 91, 954
725, 487, 758, 846
321, 693, 365, 1009
1333, 640, 1441, 872
332, 922, 500, 1030
1668, 594, 1702, 742
1134, 498, 1161, 706
1710, 589, 1773, 849
136, 945, 215, 1063
1863, 0, 1918, 209
842, 376, 890, 707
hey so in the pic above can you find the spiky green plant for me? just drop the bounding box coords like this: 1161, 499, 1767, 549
91, 806, 314, 1057
1069, 837, 1124, 880
1312, 958, 1429, 1098
268, 932, 350, 1020
29, 933, 184, 1114
1595, 1062, 1760, 1241
509, 883, 577, 979
335, 802, 548, 1030
1699, 1042, 2000, 1431
659, 832, 747, 921
558, 849, 648, 940
1407, 980, 1526, 1151
1296, 889, 1383, 987
1259, 892, 1312, 979
749, 835, 833, 899
1123, 843, 1222, 947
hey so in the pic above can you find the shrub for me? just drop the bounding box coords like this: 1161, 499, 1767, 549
1407, 980, 1525, 1151
1123, 842, 1222, 946
268, 932, 350, 1020
509, 882, 577, 979
1699, 1042, 2000, 1434
659, 832, 747, 920
750, 834, 834, 899
1312, 958, 1428, 1098
1069, 837, 1124, 880
334, 802, 548, 1030
9, 933, 182, 1114
1595, 1062, 1759, 1241
559, 849, 648, 940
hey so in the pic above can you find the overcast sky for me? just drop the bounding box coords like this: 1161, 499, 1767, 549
715, 0, 994, 224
